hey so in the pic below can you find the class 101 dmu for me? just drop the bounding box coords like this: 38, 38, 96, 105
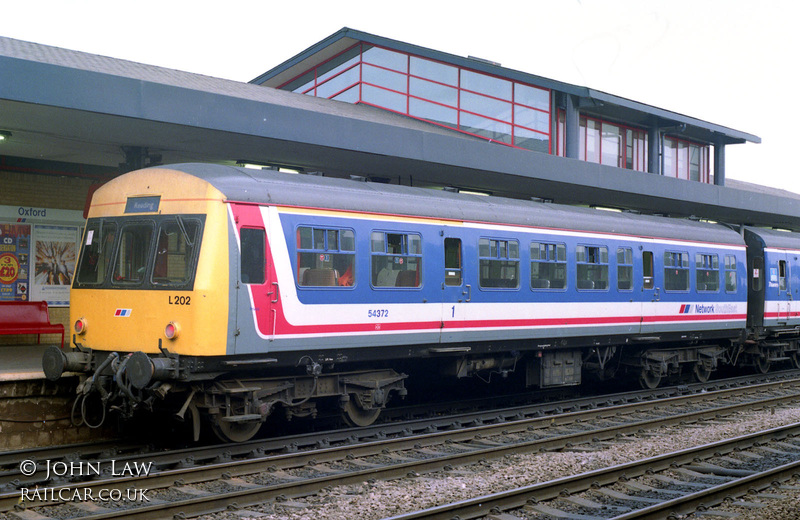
42, 163, 800, 442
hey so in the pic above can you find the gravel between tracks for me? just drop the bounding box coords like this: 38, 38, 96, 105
204, 405, 800, 520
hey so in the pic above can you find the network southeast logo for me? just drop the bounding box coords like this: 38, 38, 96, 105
679, 304, 738, 314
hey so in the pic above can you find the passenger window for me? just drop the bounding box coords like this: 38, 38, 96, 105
371, 231, 422, 288
531, 241, 566, 289
642, 251, 654, 289
296, 226, 355, 287
240, 228, 265, 285
112, 222, 155, 285
724, 254, 737, 293
576, 245, 608, 290
695, 253, 719, 292
444, 238, 462, 286
664, 251, 689, 291
479, 238, 519, 288
617, 247, 633, 291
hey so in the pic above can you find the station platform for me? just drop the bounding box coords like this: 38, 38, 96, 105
0, 344, 118, 451
0, 344, 50, 381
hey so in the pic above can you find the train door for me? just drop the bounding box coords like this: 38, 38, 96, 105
440, 236, 472, 343
639, 249, 657, 334
237, 223, 275, 349
776, 256, 791, 324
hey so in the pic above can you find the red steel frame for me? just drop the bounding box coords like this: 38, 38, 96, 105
280, 42, 552, 154
282, 43, 711, 183
663, 135, 710, 183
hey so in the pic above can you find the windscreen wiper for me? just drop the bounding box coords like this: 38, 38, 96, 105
175, 215, 194, 248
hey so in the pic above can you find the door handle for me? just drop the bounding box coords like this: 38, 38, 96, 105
463, 284, 472, 302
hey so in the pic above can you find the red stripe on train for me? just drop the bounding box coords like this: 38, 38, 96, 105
272, 313, 747, 336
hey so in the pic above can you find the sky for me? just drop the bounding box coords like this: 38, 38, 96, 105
3, 0, 798, 193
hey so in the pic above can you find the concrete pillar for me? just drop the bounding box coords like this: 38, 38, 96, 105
714, 141, 725, 186
564, 95, 580, 160
647, 126, 660, 175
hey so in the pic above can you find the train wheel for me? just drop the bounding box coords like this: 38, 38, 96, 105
210, 419, 262, 443
693, 363, 712, 383
791, 352, 800, 370
638, 369, 662, 390
754, 355, 771, 374
342, 399, 381, 427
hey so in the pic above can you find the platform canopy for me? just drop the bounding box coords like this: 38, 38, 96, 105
1, 34, 799, 229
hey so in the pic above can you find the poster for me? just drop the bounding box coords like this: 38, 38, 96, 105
31, 225, 78, 306
0, 224, 32, 301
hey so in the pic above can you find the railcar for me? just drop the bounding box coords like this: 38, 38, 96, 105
743, 227, 800, 371
42, 163, 787, 442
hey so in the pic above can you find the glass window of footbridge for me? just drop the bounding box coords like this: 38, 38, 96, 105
281, 43, 551, 153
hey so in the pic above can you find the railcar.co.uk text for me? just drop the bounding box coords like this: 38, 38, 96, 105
18, 459, 151, 503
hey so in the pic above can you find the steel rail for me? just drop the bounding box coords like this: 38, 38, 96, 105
6, 382, 800, 518
2, 371, 796, 487
610, 460, 800, 519
380, 422, 800, 520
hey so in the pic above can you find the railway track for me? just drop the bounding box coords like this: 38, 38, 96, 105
385, 421, 800, 520
3, 375, 800, 519
1, 369, 795, 486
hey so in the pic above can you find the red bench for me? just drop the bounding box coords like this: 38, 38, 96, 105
0, 301, 65, 349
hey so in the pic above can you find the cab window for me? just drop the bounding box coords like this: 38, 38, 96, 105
112, 222, 154, 285
75, 221, 117, 285
152, 218, 201, 286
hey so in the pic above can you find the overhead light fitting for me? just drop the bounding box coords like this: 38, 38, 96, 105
235, 160, 302, 174
0, 131, 11, 141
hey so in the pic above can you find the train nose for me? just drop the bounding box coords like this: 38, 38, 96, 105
42, 345, 91, 380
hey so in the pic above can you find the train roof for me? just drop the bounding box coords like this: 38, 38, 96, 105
151, 163, 746, 246
744, 227, 800, 251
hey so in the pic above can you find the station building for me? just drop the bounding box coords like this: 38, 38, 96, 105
0, 27, 796, 345
254, 28, 749, 186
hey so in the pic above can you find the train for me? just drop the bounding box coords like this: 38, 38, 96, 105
42, 163, 800, 442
